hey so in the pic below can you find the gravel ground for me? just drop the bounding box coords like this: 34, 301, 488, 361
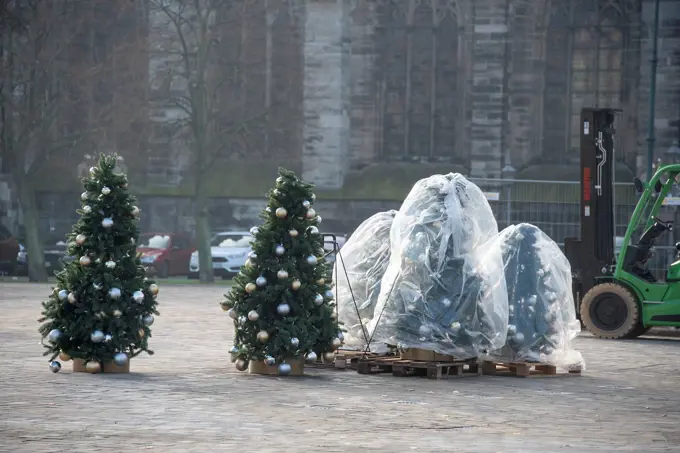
1, 283, 679, 453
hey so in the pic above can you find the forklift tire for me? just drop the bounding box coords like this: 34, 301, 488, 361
580, 282, 643, 339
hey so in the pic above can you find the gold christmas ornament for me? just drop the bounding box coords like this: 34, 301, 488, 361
322, 352, 336, 363
331, 338, 342, 350
234, 359, 248, 371
291, 280, 301, 291
138, 328, 145, 338
275, 207, 288, 219
75, 234, 87, 245
245, 282, 257, 294
67, 292, 77, 304
58, 352, 71, 361
257, 330, 270, 343
86, 361, 101, 373
289, 229, 299, 238
316, 278, 325, 285
113, 309, 123, 317
79, 256, 91, 266
149, 283, 159, 296
220, 301, 230, 311
305, 208, 316, 219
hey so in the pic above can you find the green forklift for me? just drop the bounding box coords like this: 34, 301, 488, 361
565, 108, 680, 339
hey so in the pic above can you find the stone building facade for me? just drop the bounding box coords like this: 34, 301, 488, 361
2, 0, 680, 237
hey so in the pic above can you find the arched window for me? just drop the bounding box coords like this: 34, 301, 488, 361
543, 0, 627, 163
375, 0, 460, 161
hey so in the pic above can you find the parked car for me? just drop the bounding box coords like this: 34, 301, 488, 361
138, 232, 194, 278
188, 231, 252, 279
0, 223, 19, 275
14, 240, 75, 277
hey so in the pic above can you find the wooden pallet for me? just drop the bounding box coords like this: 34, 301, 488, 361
357, 357, 481, 380
481, 361, 582, 377
305, 350, 383, 370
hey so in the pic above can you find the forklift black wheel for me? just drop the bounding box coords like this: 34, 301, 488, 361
580, 283, 642, 339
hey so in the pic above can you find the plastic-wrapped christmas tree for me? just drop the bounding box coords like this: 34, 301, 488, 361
222, 168, 343, 375
335, 210, 396, 351
368, 173, 508, 359
38, 154, 159, 374
490, 223, 583, 369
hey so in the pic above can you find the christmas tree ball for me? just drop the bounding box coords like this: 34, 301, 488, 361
49, 361, 61, 373
86, 361, 101, 373
275, 207, 287, 219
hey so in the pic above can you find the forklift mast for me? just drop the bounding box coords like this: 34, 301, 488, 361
564, 108, 618, 311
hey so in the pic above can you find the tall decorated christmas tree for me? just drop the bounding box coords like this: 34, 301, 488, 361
38, 154, 159, 374
222, 168, 343, 375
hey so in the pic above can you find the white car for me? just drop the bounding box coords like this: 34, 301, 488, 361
188, 231, 253, 279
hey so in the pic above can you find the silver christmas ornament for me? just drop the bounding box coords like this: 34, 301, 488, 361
227, 308, 238, 319
49, 361, 62, 373
290, 337, 299, 348
249, 226, 260, 236
514, 332, 525, 344
264, 355, 276, 366
450, 321, 461, 333
104, 334, 113, 343
131, 206, 141, 217
90, 330, 105, 343
315, 215, 322, 224
133, 290, 144, 303
75, 234, 87, 245
82, 205, 92, 214
229, 346, 239, 357
102, 218, 114, 229
302, 200, 311, 209
278, 363, 292, 375
275, 207, 288, 219
105, 260, 116, 270
108, 287, 121, 300
507, 324, 517, 336
57, 290, 68, 301
113, 352, 129, 366
289, 229, 299, 238
79, 256, 91, 266
247, 310, 259, 321
275, 245, 285, 256
306, 351, 317, 362
314, 294, 324, 306
142, 314, 154, 326
305, 208, 316, 219
277, 303, 291, 316
47, 329, 62, 343
307, 226, 319, 235
306, 255, 318, 266
418, 324, 432, 336
324, 290, 334, 300
338, 331, 344, 342
256, 276, 267, 287
277, 269, 289, 280
81, 192, 88, 201
234, 359, 248, 371
101, 186, 111, 195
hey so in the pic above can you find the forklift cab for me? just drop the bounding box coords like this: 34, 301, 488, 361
621, 169, 680, 283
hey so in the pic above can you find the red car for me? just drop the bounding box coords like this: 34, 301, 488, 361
137, 232, 194, 278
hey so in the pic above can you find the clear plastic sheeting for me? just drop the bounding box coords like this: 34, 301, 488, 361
491, 223, 584, 370
367, 173, 509, 359
335, 210, 397, 351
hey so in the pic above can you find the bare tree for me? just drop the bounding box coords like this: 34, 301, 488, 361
148, 0, 269, 283
0, 0, 86, 281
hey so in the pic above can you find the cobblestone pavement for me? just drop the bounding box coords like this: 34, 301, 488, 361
1, 283, 680, 453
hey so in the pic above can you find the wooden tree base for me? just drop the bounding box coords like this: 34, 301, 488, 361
249, 358, 304, 376
72, 358, 130, 374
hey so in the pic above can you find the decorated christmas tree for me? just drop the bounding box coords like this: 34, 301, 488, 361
222, 168, 343, 375
38, 154, 159, 373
